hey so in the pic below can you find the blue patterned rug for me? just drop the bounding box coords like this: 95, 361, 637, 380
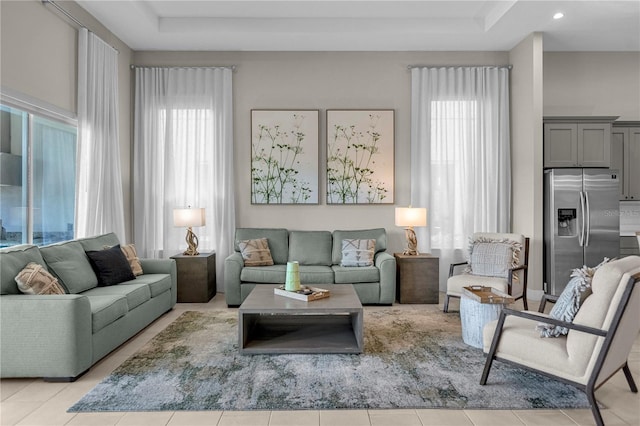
69, 309, 591, 411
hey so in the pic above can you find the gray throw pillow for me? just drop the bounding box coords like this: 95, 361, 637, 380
467, 237, 521, 279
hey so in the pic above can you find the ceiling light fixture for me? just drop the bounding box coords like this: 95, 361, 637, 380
553, 12, 564, 20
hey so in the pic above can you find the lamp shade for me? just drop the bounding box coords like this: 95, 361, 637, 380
395, 207, 427, 227
173, 208, 206, 227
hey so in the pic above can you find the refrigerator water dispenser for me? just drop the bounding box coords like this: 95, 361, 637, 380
558, 208, 577, 237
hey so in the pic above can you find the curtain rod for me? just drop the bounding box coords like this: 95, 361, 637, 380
130, 65, 237, 72
42, 0, 85, 28
408, 64, 512, 70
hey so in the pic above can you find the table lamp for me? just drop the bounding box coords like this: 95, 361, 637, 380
173, 207, 206, 256
395, 206, 427, 255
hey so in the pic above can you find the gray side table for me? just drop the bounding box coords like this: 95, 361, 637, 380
394, 253, 439, 304
170, 252, 216, 303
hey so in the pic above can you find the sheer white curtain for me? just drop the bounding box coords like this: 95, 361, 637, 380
134, 67, 235, 290
410, 66, 511, 288
76, 28, 126, 241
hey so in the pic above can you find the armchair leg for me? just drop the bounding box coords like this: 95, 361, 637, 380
623, 363, 638, 392
522, 295, 528, 311
480, 311, 506, 385
586, 385, 604, 426
443, 295, 450, 313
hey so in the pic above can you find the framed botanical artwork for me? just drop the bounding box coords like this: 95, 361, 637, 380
326, 109, 395, 204
251, 110, 319, 204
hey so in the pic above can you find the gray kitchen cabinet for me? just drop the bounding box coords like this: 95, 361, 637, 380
544, 117, 616, 168
611, 123, 640, 201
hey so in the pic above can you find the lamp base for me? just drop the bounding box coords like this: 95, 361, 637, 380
402, 227, 419, 256
183, 227, 200, 256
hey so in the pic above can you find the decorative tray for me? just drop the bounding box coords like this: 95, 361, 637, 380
462, 286, 514, 304
274, 286, 331, 302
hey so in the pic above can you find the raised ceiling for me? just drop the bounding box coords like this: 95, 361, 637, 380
76, 0, 640, 52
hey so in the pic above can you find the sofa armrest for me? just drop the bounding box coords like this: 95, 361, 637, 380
224, 252, 245, 306
375, 251, 396, 304
0, 294, 93, 379
139, 258, 177, 306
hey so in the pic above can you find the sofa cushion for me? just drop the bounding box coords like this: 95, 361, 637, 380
1, 245, 48, 295
86, 245, 136, 287
40, 241, 98, 294
15, 262, 66, 295
340, 239, 375, 267
332, 265, 380, 284
332, 228, 387, 265
298, 265, 334, 284
83, 283, 151, 311
241, 265, 287, 284
288, 231, 332, 266
235, 228, 289, 265
86, 294, 128, 333
76, 232, 121, 252
131, 274, 173, 298
238, 238, 274, 266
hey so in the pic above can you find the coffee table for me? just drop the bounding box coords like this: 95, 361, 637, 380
238, 284, 363, 355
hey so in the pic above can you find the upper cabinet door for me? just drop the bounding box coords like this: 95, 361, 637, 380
628, 127, 640, 200
610, 127, 627, 200
578, 123, 611, 167
544, 123, 578, 167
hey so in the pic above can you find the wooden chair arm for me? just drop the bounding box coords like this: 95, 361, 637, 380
538, 294, 559, 313
449, 262, 469, 278
500, 307, 607, 337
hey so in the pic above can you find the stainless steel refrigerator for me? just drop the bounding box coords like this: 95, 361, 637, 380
543, 168, 620, 295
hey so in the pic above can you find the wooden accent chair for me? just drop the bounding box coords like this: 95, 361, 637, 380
481, 256, 640, 426
444, 233, 529, 312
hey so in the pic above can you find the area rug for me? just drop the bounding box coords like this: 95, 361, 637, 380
69, 309, 591, 412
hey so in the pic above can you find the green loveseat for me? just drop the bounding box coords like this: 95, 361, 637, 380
224, 228, 396, 306
0, 233, 176, 381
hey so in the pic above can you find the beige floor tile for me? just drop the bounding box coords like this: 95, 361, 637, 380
368, 409, 422, 426
116, 411, 173, 425
0, 381, 34, 402
5, 381, 68, 404
166, 411, 223, 426
64, 412, 125, 426
319, 409, 370, 426
15, 400, 77, 426
415, 409, 473, 425
562, 408, 627, 426
512, 410, 575, 425
0, 402, 43, 426
269, 410, 319, 426
463, 410, 525, 426
217, 410, 271, 426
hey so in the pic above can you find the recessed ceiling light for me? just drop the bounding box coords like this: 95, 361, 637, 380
553, 12, 564, 20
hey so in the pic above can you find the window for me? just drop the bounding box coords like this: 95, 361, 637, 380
429, 99, 478, 250
0, 104, 77, 247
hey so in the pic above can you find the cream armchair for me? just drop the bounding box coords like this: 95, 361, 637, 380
444, 232, 529, 312
481, 256, 640, 426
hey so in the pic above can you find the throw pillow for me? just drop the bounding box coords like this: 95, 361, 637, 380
238, 238, 274, 266
14, 262, 66, 295
86, 244, 136, 286
340, 239, 375, 267
120, 244, 143, 276
467, 237, 521, 280
537, 258, 610, 338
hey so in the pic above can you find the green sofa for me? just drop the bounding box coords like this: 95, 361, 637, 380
224, 228, 396, 306
0, 233, 176, 381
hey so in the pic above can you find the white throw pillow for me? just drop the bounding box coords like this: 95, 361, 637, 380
340, 239, 375, 267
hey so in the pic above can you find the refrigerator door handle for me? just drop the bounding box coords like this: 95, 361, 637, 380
585, 191, 591, 246
579, 191, 586, 247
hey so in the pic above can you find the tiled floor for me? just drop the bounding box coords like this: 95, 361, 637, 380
1, 294, 639, 426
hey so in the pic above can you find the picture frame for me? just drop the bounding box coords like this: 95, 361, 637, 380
326, 109, 395, 204
251, 110, 320, 204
